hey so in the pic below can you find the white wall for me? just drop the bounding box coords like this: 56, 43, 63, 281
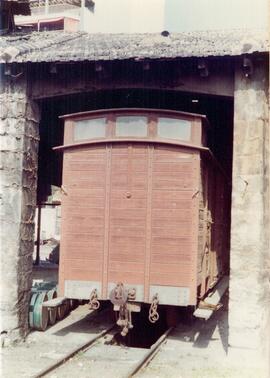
34, 206, 61, 241
164, 0, 268, 31
83, 0, 166, 33
83, 0, 268, 33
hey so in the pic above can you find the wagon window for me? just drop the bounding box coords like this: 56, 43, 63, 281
157, 118, 191, 141
115, 116, 148, 137
74, 118, 106, 141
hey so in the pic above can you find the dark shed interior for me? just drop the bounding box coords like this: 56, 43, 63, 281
37, 87, 233, 203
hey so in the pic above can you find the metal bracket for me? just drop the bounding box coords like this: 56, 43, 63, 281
109, 282, 128, 306
149, 293, 159, 323
88, 289, 100, 310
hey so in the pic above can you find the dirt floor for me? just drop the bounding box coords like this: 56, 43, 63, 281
1, 247, 267, 378
1, 294, 268, 378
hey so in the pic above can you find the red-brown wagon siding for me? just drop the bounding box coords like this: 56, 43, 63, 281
57, 109, 229, 307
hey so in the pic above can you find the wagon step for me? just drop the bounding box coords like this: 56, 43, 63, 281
193, 275, 229, 320
42, 297, 67, 308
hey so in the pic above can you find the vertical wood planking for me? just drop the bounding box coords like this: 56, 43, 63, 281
144, 145, 153, 301
107, 143, 148, 287
190, 152, 201, 304
102, 144, 112, 298
58, 151, 69, 296
200, 163, 209, 298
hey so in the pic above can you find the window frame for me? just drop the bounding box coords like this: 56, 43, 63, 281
73, 116, 108, 142
63, 109, 203, 147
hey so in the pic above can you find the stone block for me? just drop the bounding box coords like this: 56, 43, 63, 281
0, 134, 24, 151
0, 118, 27, 136
235, 154, 264, 175
18, 271, 33, 291
229, 61, 269, 363
229, 269, 261, 286
0, 190, 22, 220
1, 168, 25, 189
25, 120, 40, 139
234, 91, 268, 121
0, 77, 40, 342
229, 298, 262, 323
0, 99, 27, 119
20, 223, 35, 240
0, 311, 19, 332
25, 101, 40, 123
0, 284, 19, 305
0, 221, 20, 243
229, 326, 262, 349
21, 205, 35, 222
22, 188, 37, 207
233, 120, 265, 144
0, 150, 23, 170
231, 174, 264, 195
20, 239, 35, 257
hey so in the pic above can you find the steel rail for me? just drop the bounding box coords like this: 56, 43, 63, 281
126, 326, 174, 378
32, 325, 115, 378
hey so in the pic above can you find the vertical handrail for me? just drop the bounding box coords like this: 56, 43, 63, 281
35, 204, 42, 265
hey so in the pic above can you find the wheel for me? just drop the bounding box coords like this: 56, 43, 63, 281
56, 303, 66, 320
47, 289, 57, 325
33, 292, 49, 331
64, 300, 70, 316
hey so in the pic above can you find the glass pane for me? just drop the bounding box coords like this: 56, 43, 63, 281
115, 116, 148, 137
157, 118, 191, 141
74, 118, 106, 141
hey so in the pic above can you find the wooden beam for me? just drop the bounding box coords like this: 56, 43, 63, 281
30, 66, 234, 99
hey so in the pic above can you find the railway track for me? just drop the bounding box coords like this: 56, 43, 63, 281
33, 325, 174, 378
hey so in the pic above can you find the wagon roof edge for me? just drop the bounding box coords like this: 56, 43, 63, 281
58, 107, 208, 121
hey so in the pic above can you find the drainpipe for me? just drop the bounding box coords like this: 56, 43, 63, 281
45, 0, 49, 15
80, 0, 85, 31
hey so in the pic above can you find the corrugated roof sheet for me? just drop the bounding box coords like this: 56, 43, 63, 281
0, 29, 268, 63
29, 0, 94, 8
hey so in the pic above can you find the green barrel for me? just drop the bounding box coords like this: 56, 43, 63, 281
47, 289, 57, 325
29, 292, 39, 328
33, 291, 49, 331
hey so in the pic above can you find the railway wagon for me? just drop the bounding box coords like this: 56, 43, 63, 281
55, 108, 229, 334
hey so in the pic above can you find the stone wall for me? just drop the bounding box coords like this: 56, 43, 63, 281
0, 74, 40, 343
229, 58, 269, 371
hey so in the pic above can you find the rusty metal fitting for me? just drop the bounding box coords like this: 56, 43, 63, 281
109, 282, 128, 306
149, 293, 159, 323
127, 287, 136, 301
88, 288, 100, 310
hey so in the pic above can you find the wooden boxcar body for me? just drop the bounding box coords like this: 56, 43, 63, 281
55, 108, 229, 310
